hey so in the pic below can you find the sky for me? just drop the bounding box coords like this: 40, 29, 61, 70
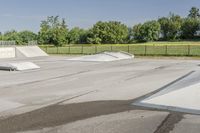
0, 0, 200, 33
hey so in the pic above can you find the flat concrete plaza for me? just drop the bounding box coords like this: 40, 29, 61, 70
0, 56, 200, 133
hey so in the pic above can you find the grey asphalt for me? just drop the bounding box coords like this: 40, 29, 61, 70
0, 56, 200, 133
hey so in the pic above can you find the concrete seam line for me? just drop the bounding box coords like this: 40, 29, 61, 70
1, 70, 90, 89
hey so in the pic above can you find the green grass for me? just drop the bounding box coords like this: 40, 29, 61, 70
39, 41, 200, 56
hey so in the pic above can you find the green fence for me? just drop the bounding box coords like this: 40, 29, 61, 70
40, 45, 200, 56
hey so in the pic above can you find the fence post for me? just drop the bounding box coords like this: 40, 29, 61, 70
111, 45, 113, 52
69, 45, 71, 54
95, 45, 97, 54
128, 45, 130, 53
145, 45, 147, 56
46, 46, 48, 53
188, 45, 190, 56
81, 44, 84, 54
165, 45, 168, 55
57, 46, 58, 54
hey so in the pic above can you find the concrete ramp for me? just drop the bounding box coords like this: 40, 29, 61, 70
68, 52, 134, 62
16, 46, 48, 58
134, 71, 200, 115
139, 83, 200, 114
0, 62, 40, 71
0, 47, 15, 59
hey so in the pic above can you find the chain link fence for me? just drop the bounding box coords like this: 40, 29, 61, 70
40, 44, 200, 56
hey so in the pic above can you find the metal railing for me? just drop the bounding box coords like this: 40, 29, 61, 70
0, 40, 38, 46
0, 41, 16, 46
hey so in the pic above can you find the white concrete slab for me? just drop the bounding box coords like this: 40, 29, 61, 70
0, 47, 15, 59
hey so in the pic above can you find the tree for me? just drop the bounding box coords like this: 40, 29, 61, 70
188, 7, 200, 19
67, 27, 86, 44
158, 14, 183, 40
132, 23, 143, 41
0, 32, 2, 40
181, 18, 200, 39
18, 31, 37, 44
127, 27, 134, 43
158, 17, 169, 40
132, 21, 160, 42
79, 30, 90, 44
87, 21, 129, 44
38, 16, 68, 46
3, 30, 22, 44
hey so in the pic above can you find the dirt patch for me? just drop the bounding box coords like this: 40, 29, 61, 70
154, 113, 184, 133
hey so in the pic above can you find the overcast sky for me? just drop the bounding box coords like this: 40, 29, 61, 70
0, 0, 200, 33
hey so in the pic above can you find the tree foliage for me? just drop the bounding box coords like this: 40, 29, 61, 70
158, 14, 182, 40
1, 7, 200, 45
132, 24, 143, 41
181, 18, 200, 39
133, 21, 160, 42
67, 27, 87, 44
1, 30, 37, 44
87, 21, 129, 44
188, 7, 200, 19
38, 16, 68, 46
18, 31, 37, 44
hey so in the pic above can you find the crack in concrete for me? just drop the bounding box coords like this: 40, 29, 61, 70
125, 65, 170, 81
1, 70, 90, 89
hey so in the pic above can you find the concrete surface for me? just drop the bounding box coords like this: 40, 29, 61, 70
0, 56, 199, 133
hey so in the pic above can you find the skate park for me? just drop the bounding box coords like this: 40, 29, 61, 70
1, 42, 200, 133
